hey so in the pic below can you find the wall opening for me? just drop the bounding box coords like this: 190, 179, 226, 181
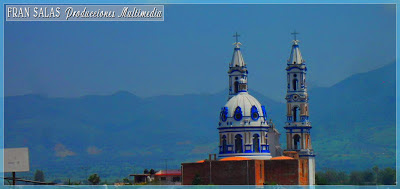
235, 134, 243, 153
253, 134, 260, 153
222, 135, 227, 153
234, 81, 239, 93
293, 134, 300, 150
293, 107, 300, 122
293, 79, 298, 90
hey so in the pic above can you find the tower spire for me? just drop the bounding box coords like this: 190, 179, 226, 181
284, 36, 315, 185
230, 32, 245, 67
228, 32, 247, 98
288, 30, 304, 64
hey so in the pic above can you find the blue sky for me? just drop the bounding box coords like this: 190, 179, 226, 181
5, 4, 396, 101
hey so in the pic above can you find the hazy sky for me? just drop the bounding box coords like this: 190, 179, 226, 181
5, 4, 396, 101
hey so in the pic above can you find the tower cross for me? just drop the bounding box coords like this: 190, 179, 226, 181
291, 30, 299, 41
233, 32, 240, 43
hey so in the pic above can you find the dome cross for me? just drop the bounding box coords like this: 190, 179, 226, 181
291, 30, 299, 41
233, 32, 242, 47
233, 32, 240, 43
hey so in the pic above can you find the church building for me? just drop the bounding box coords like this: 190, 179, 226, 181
218, 33, 282, 159
181, 33, 316, 185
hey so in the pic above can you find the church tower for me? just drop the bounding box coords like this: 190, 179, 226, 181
284, 31, 315, 185
217, 33, 282, 160
228, 32, 248, 99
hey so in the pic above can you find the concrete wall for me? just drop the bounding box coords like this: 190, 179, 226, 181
308, 157, 315, 185
268, 126, 283, 157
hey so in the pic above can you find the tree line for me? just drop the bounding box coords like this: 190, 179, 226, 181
316, 166, 396, 185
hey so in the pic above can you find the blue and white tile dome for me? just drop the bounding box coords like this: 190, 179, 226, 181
219, 92, 268, 127
218, 37, 275, 160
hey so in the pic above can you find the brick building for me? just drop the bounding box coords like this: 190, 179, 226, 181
182, 153, 310, 185
154, 169, 182, 185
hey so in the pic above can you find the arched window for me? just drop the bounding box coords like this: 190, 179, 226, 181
234, 81, 239, 93
234, 106, 243, 121
253, 134, 260, 153
235, 134, 243, 153
292, 107, 300, 122
251, 106, 259, 121
293, 134, 300, 150
222, 135, 227, 153
293, 79, 298, 91
220, 107, 228, 122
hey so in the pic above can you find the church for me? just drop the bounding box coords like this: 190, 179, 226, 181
181, 33, 316, 185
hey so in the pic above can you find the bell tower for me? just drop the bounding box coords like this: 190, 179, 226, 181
228, 32, 248, 99
283, 31, 315, 185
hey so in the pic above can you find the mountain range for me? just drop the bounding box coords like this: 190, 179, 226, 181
4, 62, 396, 182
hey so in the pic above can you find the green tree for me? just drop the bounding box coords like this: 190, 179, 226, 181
315, 172, 328, 185
372, 166, 379, 185
34, 170, 45, 182
149, 169, 156, 175
143, 169, 149, 174
88, 173, 101, 185
316, 166, 395, 185
349, 171, 363, 185
65, 179, 81, 185
363, 169, 374, 184
336, 171, 348, 185
316, 168, 348, 185
379, 167, 396, 185
123, 177, 131, 184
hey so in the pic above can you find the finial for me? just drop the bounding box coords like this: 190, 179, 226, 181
291, 30, 300, 45
291, 30, 299, 41
233, 32, 240, 43
233, 32, 242, 47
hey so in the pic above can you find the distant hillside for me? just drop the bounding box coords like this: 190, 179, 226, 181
5, 88, 281, 181
309, 62, 396, 170
4, 62, 395, 181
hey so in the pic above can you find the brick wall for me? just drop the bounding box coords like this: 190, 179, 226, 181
181, 162, 210, 185
265, 159, 299, 185
182, 159, 302, 185
182, 160, 260, 185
